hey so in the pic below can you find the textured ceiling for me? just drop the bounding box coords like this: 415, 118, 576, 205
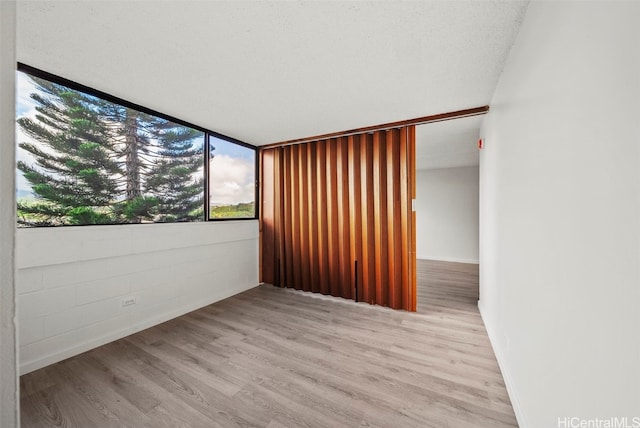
16, 1, 528, 147
415, 115, 482, 170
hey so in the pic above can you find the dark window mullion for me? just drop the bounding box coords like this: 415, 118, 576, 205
204, 133, 211, 221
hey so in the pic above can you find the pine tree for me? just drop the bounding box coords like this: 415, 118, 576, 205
17, 77, 121, 226
17, 73, 208, 226
97, 103, 159, 223
83, 93, 206, 223
145, 121, 205, 222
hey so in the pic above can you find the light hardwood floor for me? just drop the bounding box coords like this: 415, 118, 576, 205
20, 259, 517, 427
417, 259, 480, 312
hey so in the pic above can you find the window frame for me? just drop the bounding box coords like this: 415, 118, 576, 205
16, 63, 259, 224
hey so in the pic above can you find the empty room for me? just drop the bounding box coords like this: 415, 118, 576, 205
1, 1, 638, 428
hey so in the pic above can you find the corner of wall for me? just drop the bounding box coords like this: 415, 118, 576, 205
478, 302, 528, 428
0, 1, 19, 426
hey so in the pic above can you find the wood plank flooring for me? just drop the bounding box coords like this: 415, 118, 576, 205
20, 259, 517, 427
417, 259, 480, 312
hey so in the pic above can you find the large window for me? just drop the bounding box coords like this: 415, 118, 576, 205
208, 136, 256, 219
15, 65, 257, 227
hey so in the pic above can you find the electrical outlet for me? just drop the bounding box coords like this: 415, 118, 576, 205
122, 297, 137, 307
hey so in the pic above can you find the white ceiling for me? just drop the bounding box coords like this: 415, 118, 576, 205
16, 1, 528, 147
416, 115, 483, 170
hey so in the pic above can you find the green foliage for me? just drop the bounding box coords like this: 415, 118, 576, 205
113, 196, 159, 223
17, 198, 66, 226
67, 206, 114, 225
145, 125, 204, 222
209, 202, 255, 219
16, 77, 120, 226
16, 73, 207, 227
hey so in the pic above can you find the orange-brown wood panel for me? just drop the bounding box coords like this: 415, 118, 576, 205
399, 127, 410, 309
290, 145, 303, 291
260, 149, 275, 285
298, 144, 311, 292
347, 135, 362, 301
307, 145, 320, 293
372, 132, 383, 306
282, 147, 293, 288
316, 140, 329, 295
275, 148, 285, 287
385, 130, 396, 308
380, 132, 390, 308
336, 137, 351, 299
386, 129, 405, 309
259, 126, 416, 311
360, 134, 375, 304
409, 125, 417, 311
392, 130, 403, 309
325, 138, 339, 297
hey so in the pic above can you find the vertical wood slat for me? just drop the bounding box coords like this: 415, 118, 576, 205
392, 130, 403, 308
290, 145, 303, 293
307, 145, 320, 293
399, 127, 410, 309
379, 132, 390, 307
409, 125, 417, 311
316, 140, 329, 295
325, 139, 339, 297
276, 148, 285, 287
260, 126, 416, 311
347, 135, 361, 301
361, 134, 375, 304
386, 129, 403, 309
283, 147, 293, 287
298, 145, 311, 293
385, 130, 396, 308
371, 132, 384, 306
260, 149, 275, 285
336, 137, 351, 299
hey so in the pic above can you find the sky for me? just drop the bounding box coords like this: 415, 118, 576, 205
15, 70, 255, 206
209, 136, 256, 205
15, 71, 39, 196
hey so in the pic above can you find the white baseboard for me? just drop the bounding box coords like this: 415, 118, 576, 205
417, 256, 479, 264
478, 301, 527, 428
19, 284, 258, 375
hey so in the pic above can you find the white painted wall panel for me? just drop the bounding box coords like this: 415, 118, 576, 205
416, 166, 479, 263
17, 221, 259, 374
479, 2, 640, 426
0, 2, 18, 425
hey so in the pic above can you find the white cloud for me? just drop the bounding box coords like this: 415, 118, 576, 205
16, 71, 38, 118
209, 154, 255, 205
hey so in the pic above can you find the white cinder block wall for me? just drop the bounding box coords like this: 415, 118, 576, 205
17, 221, 259, 374
416, 166, 479, 263
479, 2, 640, 427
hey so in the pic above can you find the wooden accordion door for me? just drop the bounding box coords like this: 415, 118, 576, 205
260, 126, 416, 311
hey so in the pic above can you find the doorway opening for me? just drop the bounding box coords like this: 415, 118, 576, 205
414, 116, 481, 313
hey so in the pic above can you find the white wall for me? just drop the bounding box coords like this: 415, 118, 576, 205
17, 221, 259, 374
416, 166, 479, 263
479, 2, 640, 427
15, 4, 261, 376
0, 1, 19, 425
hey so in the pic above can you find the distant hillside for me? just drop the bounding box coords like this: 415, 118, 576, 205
209, 201, 255, 219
